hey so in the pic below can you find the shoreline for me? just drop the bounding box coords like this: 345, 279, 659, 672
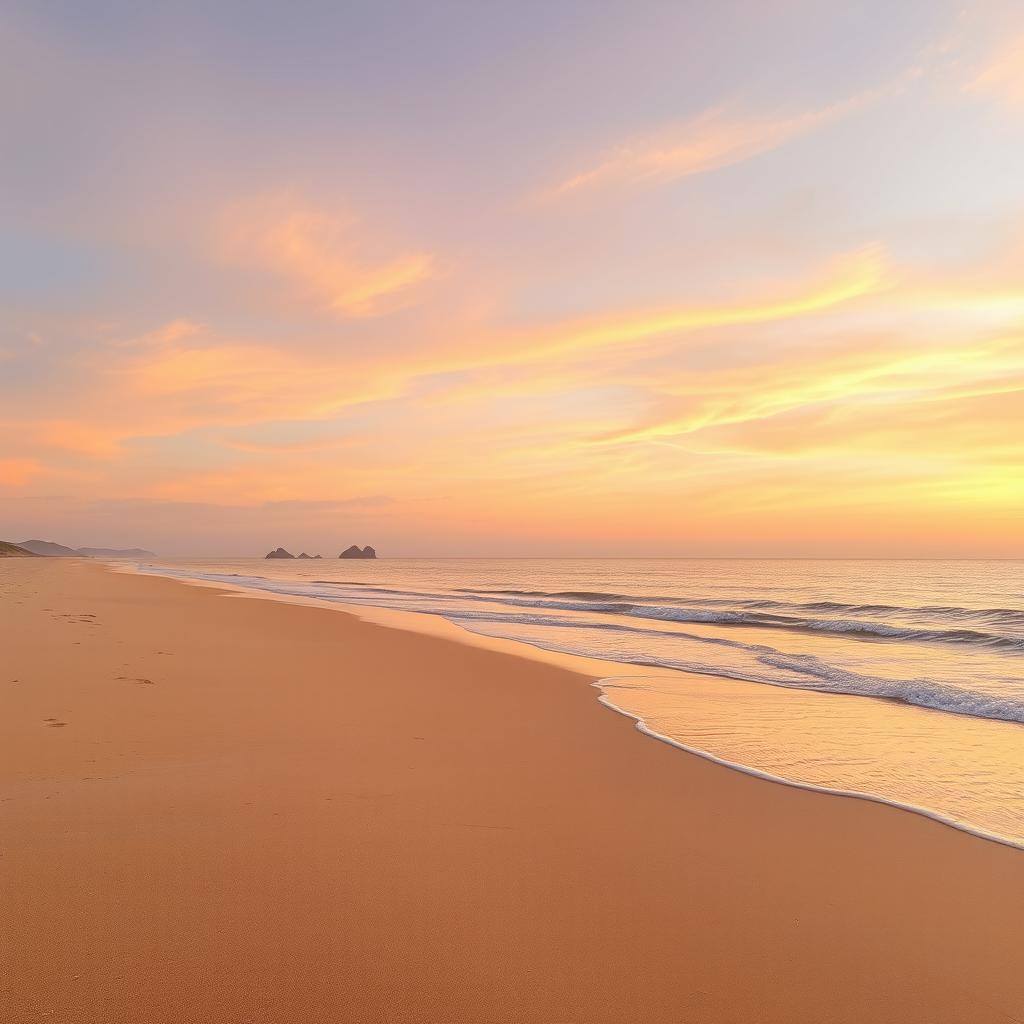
127, 559, 1024, 852
3, 558, 1023, 1022
595, 693, 1024, 853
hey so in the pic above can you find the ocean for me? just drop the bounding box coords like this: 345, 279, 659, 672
129, 557, 1024, 848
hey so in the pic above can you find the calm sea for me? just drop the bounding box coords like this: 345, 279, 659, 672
130, 557, 1024, 847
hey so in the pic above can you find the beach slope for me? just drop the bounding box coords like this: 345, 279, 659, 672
1, 559, 1022, 1023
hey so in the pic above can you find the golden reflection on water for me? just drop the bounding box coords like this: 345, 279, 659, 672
600, 672, 1024, 846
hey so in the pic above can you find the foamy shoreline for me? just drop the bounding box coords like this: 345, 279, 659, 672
124, 558, 1024, 851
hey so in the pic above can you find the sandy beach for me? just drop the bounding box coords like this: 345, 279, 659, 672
1, 559, 1022, 1024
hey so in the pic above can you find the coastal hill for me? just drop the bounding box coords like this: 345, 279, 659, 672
340, 545, 376, 559
0, 541, 40, 557
17, 539, 156, 558
18, 539, 78, 556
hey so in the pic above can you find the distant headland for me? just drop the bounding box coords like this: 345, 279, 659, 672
10, 539, 156, 558
265, 546, 376, 559
0, 541, 39, 557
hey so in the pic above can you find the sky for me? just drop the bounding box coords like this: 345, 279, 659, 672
2, 0, 1023, 557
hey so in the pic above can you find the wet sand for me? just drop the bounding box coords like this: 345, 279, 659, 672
1, 558, 1022, 1023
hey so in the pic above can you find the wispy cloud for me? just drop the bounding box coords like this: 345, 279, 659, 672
0, 247, 891, 475
587, 332, 1024, 450
220, 194, 434, 317
966, 32, 1024, 109
546, 94, 875, 198
0, 458, 42, 487
517, 247, 887, 362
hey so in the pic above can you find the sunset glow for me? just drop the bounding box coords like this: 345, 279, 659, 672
2, 1, 1023, 555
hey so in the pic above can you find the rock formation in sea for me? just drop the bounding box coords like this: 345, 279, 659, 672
265, 547, 295, 559
339, 545, 376, 559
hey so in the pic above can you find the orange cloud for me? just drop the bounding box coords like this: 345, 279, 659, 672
522, 247, 887, 362
115, 334, 403, 428
4, 234, 1022, 556
546, 93, 875, 198
221, 194, 433, 317
88, 248, 884, 446
400, 246, 889, 385
967, 33, 1024, 108
0, 458, 41, 487
589, 332, 1023, 448
113, 319, 205, 349
32, 421, 125, 458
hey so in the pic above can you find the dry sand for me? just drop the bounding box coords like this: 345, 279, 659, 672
1, 558, 1022, 1023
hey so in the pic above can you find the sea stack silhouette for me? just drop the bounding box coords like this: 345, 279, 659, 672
265, 547, 295, 559
339, 545, 376, 559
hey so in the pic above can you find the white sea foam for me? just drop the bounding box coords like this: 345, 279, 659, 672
125, 556, 1024, 848
593, 682, 1024, 852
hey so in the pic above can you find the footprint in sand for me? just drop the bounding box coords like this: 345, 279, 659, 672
43, 719, 67, 728
116, 676, 155, 685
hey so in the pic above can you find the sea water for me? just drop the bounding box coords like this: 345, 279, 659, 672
129, 557, 1024, 847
